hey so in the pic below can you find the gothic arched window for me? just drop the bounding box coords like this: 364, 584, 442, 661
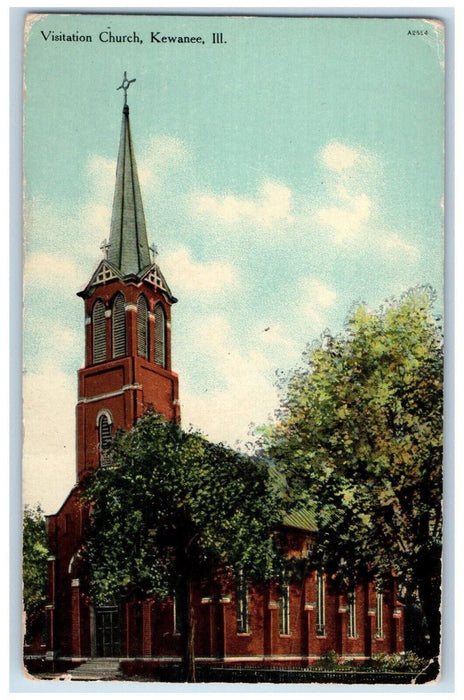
348, 589, 357, 638
154, 304, 166, 368
279, 583, 290, 635
98, 412, 112, 466
375, 591, 384, 638
112, 293, 126, 359
92, 299, 106, 364
316, 571, 326, 636
137, 294, 149, 358
236, 572, 249, 634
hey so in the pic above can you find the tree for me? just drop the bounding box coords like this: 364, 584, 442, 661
263, 288, 443, 657
82, 412, 284, 681
23, 505, 49, 635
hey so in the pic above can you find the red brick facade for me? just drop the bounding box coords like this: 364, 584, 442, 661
42, 99, 404, 667
46, 503, 404, 665
44, 265, 404, 664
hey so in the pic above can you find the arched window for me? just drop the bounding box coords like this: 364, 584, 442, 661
316, 571, 326, 636
375, 591, 384, 638
236, 572, 249, 634
92, 299, 106, 364
279, 583, 290, 635
154, 304, 166, 368
98, 413, 112, 466
137, 295, 148, 358
112, 293, 126, 359
348, 589, 357, 638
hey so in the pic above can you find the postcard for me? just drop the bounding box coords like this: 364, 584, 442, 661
22, 13, 445, 685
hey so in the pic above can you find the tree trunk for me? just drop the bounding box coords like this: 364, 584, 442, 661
418, 567, 442, 658
416, 544, 442, 659
179, 577, 196, 682
186, 581, 196, 682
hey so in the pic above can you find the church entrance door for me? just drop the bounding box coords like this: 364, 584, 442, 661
95, 607, 121, 657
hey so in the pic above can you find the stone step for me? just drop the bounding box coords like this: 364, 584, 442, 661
68, 658, 121, 681
75, 659, 120, 666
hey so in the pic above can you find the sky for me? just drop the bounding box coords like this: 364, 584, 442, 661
22, 14, 444, 514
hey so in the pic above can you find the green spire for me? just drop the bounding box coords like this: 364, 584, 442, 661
108, 102, 151, 275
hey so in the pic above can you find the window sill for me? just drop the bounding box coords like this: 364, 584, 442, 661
279, 634, 292, 638
236, 632, 251, 637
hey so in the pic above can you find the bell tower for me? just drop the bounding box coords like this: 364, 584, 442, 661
75, 74, 180, 481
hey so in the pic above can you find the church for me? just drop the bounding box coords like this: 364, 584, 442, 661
40, 76, 404, 673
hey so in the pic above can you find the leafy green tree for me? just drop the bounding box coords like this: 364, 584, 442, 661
23, 505, 49, 631
82, 412, 284, 681
263, 288, 443, 657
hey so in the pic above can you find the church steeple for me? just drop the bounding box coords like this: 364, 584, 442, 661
107, 73, 151, 275
75, 75, 181, 480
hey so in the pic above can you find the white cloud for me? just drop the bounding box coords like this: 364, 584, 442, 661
316, 141, 389, 247
315, 143, 420, 264
24, 196, 106, 267
23, 367, 77, 513
23, 316, 82, 377
86, 136, 190, 200
24, 251, 88, 291
317, 184, 371, 243
300, 277, 337, 309
379, 232, 419, 258
191, 180, 293, 228
297, 277, 337, 327
162, 246, 238, 293
321, 142, 361, 172
82, 203, 112, 242
180, 315, 279, 446
257, 323, 296, 350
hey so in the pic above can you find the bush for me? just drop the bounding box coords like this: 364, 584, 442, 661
312, 650, 340, 670
312, 651, 428, 675
367, 652, 427, 673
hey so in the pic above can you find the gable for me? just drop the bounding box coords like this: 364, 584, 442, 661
91, 261, 120, 286
77, 259, 122, 297
140, 263, 177, 303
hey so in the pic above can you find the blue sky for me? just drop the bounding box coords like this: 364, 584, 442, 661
22, 15, 444, 513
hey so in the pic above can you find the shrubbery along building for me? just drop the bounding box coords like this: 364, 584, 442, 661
42, 80, 404, 671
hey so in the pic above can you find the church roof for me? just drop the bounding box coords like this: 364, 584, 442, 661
269, 464, 318, 533
108, 103, 151, 276
281, 507, 317, 532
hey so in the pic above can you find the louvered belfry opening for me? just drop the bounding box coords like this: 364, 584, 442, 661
98, 414, 112, 467
112, 293, 126, 359
137, 294, 148, 358
92, 299, 107, 364
154, 304, 166, 368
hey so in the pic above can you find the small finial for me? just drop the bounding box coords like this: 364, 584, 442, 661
117, 71, 136, 107
100, 238, 110, 259
149, 242, 158, 263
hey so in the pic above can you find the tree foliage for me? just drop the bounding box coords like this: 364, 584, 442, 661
23, 504, 49, 625
82, 412, 284, 680
263, 288, 443, 656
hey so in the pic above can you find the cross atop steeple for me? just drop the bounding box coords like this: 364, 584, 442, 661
100, 238, 110, 259
107, 77, 151, 276
149, 242, 159, 263
117, 71, 136, 107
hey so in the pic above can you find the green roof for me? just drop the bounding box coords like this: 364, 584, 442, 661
268, 464, 318, 532
108, 104, 151, 275
281, 507, 318, 532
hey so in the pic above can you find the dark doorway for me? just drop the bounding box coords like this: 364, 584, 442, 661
95, 607, 121, 657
